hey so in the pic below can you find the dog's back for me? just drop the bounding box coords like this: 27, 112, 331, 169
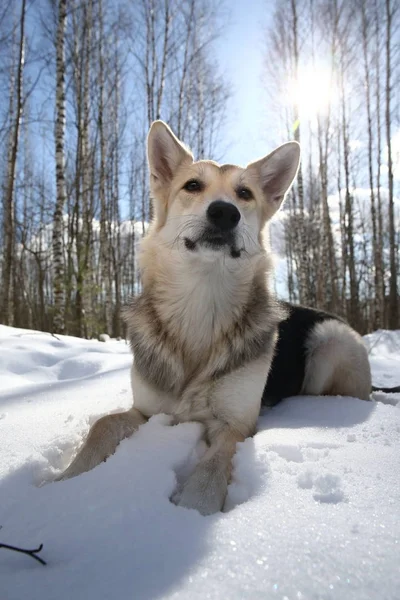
262, 302, 371, 405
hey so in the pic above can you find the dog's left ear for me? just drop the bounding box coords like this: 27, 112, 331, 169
247, 141, 301, 217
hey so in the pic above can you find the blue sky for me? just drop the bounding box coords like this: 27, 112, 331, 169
216, 0, 275, 166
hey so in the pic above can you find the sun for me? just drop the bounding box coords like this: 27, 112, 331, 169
288, 64, 336, 119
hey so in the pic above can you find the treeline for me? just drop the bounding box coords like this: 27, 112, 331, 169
1, 0, 399, 339
265, 0, 400, 333
0, 0, 228, 337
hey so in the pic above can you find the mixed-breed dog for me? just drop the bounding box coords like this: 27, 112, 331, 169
57, 122, 399, 515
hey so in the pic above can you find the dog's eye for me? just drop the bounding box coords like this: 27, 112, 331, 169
183, 179, 203, 192
236, 187, 253, 201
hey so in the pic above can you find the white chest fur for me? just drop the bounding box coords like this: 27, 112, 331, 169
157, 250, 257, 353
128, 251, 278, 434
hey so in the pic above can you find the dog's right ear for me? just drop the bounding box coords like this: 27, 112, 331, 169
147, 121, 193, 191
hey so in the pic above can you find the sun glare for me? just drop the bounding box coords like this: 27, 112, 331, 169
288, 65, 336, 119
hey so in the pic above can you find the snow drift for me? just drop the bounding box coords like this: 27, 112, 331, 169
1, 325, 399, 600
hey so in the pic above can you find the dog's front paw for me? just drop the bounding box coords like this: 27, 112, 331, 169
173, 469, 227, 516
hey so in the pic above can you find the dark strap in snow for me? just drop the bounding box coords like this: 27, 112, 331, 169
371, 385, 400, 393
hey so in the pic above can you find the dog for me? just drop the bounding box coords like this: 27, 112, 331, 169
57, 120, 300, 514
57, 121, 378, 514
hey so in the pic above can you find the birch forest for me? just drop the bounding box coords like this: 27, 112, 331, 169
0, 0, 399, 338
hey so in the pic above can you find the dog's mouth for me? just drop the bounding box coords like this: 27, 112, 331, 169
184, 232, 243, 259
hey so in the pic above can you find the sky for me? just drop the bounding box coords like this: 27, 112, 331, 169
215, 0, 276, 166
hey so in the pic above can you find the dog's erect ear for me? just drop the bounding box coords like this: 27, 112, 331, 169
247, 141, 300, 216
147, 121, 193, 187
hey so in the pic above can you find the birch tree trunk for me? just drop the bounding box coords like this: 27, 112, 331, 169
340, 66, 360, 329
81, 0, 93, 338
98, 0, 112, 334
385, 0, 399, 328
1, 0, 26, 326
290, 0, 309, 306
374, 0, 386, 326
361, 0, 381, 329
52, 0, 68, 334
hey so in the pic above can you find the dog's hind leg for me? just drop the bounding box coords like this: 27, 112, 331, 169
302, 319, 371, 401
57, 407, 147, 481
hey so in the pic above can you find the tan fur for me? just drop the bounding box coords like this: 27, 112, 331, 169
57, 121, 300, 515
57, 407, 147, 481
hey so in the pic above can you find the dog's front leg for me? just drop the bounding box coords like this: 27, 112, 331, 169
175, 355, 271, 515
57, 406, 147, 481
176, 423, 244, 516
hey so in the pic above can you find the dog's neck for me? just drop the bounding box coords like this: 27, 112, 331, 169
142, 246, 271, 351
126, 242, 282, 395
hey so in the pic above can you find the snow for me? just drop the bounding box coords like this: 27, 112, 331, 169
1, 325, 399, 600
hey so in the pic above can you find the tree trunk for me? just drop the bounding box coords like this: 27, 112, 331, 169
340, 68, 359, 329
374, 0, 386, 327
52, 0, 68, 334
290, 0, 309, 306
1, 0, 26, 326
361, 0, 381, 329
98, 0, 112, 334
385, 0, 399, 328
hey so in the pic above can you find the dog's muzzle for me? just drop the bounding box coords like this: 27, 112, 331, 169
184, 200, 242, 258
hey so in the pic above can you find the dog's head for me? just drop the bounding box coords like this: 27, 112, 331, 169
144, 121, 300, 264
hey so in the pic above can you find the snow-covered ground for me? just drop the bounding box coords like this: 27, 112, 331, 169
1, 324, 399, 600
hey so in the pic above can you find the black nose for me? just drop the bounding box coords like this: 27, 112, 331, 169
207, 200, 241, 231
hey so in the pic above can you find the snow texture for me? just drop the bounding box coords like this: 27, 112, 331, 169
1, 324, 399, 600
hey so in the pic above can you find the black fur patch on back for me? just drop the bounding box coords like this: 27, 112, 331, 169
262, 302, 344, 406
